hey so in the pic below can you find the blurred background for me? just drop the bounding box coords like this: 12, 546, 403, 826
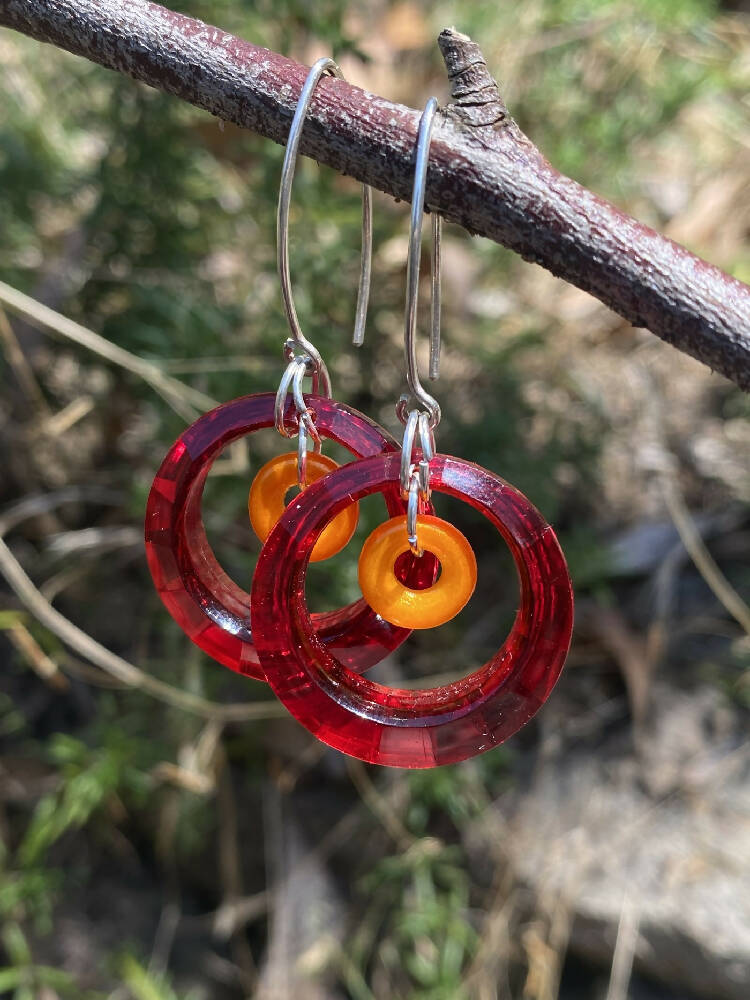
1, 0, 749, 997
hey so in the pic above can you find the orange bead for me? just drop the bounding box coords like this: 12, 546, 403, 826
249, 452, 358, 562
358, 515, 477, 629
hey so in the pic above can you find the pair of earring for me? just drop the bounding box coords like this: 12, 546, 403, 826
145, 60, 574, 769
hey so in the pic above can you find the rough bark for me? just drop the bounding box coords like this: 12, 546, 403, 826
1, 0, 748, 389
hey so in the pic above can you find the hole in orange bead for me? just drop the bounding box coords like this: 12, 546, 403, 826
358, 515, 477, 630
283, 484, 302, 506
393, 550, 441, 590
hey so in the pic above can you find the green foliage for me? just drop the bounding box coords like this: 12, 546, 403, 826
0, 922, 88, 1000
559, 522, 614, 589
0, 862, 61, 933
0, 691, 26, 739
352, 841, 477, 999
405, 761, 501, 835
119, 954, 202, 1000
19, 733, 150, 867
436, 0, 728, 197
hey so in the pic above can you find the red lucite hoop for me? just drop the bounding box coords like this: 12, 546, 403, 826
251, 452, 574, 767
145, 393, 434, 681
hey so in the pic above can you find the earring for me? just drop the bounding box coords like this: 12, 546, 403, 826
247, 56, 371, 565
250, 99, 574, 768
145, 59, 432, 682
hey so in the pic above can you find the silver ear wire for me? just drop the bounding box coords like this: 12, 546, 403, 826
398, 98, 443, 555
402, 96, 442, 428
429, 211, 442, 380
277, 56, 373, 401
352, 176, 372, 348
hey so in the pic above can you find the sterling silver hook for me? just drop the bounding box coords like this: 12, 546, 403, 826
277, 56, 373, 397
401, 96, 442, 428
398, 98, 442, 554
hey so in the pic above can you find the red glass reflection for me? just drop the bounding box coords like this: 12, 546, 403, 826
145, 393, 435, 681
251, 452, 574, 767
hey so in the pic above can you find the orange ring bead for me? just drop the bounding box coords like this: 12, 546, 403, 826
249, 452, 358, 562
358, 515, 477, 629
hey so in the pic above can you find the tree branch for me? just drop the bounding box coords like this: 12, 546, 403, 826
1, 0, 748, 389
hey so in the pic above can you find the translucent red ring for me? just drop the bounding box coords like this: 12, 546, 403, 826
251, 452, 574, 767
145, 393, 435, 681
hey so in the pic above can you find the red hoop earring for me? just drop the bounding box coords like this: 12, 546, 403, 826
145, 393, 435, 681
250, 451, 573, 768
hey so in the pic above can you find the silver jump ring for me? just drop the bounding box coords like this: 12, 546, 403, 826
274, 357, 321, 453
400, 409, 435, 497
292, 362, 321, 452
275, 357, 307, 437
406, 471, 427, 557
417, 457, 431, 499
297, 415, 308, 489
400, 410, 420, 497
282, 338, 320, 395
418, 411, 435, 462
278, 56, 373, 396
